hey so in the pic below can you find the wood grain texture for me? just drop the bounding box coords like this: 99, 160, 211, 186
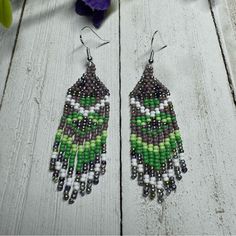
120, 0, 236, 235
211, 0, 236, 102
0, 0, 25, 100
0, 0, 120, 235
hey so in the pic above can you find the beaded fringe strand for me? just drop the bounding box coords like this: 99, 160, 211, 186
130, 64, 187, 203
50, 62, 110, 204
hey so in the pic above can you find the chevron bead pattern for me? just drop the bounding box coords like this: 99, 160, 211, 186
130, 64, 187, 203
49, 62, 110, 204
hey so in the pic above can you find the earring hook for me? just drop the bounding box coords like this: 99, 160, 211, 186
148, 30, 167, 64
80, 26, 110, 62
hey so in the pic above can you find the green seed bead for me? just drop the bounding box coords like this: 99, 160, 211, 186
98, 119, 103, 124
137, 119, 142, 126
156, 115, 161, 121
66, 118, 72, 125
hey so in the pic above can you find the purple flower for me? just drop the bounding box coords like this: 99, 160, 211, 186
75, 0, 111, 28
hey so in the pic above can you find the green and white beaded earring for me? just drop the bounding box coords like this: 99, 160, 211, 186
129, 31, 187, 203
49, 27, 110, 204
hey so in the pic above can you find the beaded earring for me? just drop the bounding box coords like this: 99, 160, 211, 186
49, 26, 110, 204
129, 31, 188, 203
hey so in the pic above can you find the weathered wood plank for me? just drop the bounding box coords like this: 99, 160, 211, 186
0, 0, 120, 234
210, 0, 236, 102
0, 0, 25, 100
120, 0, 236, 235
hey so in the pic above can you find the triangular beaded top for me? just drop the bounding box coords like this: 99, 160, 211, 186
129, 64, 187, 203
50, 62, 110, 204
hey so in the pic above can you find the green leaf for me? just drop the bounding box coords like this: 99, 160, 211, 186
0, 0, 13, 28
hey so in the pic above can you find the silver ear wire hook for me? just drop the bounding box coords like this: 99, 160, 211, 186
80, 26, 110, 62
148, 30, 167, 64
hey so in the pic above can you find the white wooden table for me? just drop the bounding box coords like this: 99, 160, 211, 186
0, 0, 236, 235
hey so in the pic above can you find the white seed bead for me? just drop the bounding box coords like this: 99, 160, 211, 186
150, 180, 155, 185
101, 154, 106, 161
95, 163, 100, 168
157, 181, 163, 186
150, 177, 156, 182
56, 161, 61, 166
81, 174, 87, 178
168, 169, 174, 177
55, 165, 62, 170
140, 109, 145, 113
60, 172, 66, 178
160, 104, 164, 110
66, 178, 73, 186
144, 174, 149, 179
88, 175, 94, 180
144, 178, 150, 184
145, 108, 150, 113
150, 111, 155, 117
105, 95, 109, 100
73, 184, 80, 190
131, 159, 137, 166
155, 108, 160, 114
164, 177, 169, 182
146, 112, 150, 116
71, 99, 75, 106
88, 172, 94, 180
140, 106, 145, 110
157, 184, 163, 189
94, 167, 100, 172
130, 98, 135, 103
80, 177, 86, 182
164, 100, 168, 107
138, 164, 143, 168
60, 169, 66, 174
95, 104, 100, 110
51, 154, 57, 159
79, 107, 84, 113
84, 110, 89, 117
100, 102, 105, 107
174, 162, 180, 167
138, 167, 144, 173
74, 105, 79, 110
167, 97, 171, 102
162, 173, 168, 178
179, 153, 185, 160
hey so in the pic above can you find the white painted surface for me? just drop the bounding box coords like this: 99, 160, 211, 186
0, 0, 25, 99
120, 0, 236, 235
0, 0, 120, 235
212, 0, 236, 102
0, 0, 236, 235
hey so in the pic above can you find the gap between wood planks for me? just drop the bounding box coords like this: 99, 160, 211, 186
0, 0, 235, 235
118, 0, 123, 235
0, 0, 28, 111
208, 0, 236, 106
